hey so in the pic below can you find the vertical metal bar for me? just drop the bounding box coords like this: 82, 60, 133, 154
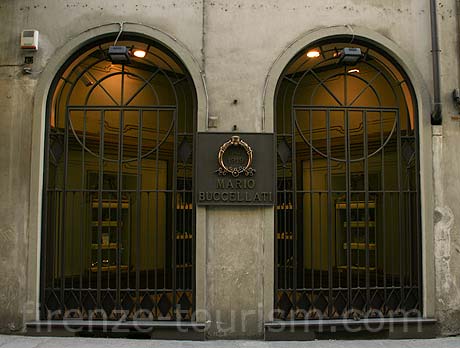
390, 192, 395, 292
155, 110, 161, 317
181, 155, 189, 290
291, 107, 297, 315
88, 190, 92, 294
60, 107, 70, 316
283, 161, 288, 291
50, 169, 59, 301
396, 109, 404, 311
182, 156, 186, 291
356, 202, 361, 290
274, 156, 278, 314
144, 190, 148, 291
53, 191, 61, 318
407, 180, 413, 308
146, 196, 153, 312
319, 193, 322, 289
143, 179, 148, 291
363, 110, 370, 313
56, 190, 61, 292
309, 109, 314, 307
97, 110, 105, 311
80, 109, 87, 315
116, 65, 125, 314
345, 109, 352, 314
326, 110, 333, 317
283, 175, 287, 290
126, 186, 131, 293
107, 203, 111, 290
150, 193, 155, 317
176, 81, 188, 313
70, 191, 75, 298
172, 109, 179, 319
344, 67, 354, 316
136, 110, 142, 311
381, 110, 387, 314
337, 112, 342, 293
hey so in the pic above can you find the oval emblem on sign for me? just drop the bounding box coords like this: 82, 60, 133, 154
216, 136, 256, 177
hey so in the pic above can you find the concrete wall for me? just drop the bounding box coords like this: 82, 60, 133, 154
0, 0, 458, 338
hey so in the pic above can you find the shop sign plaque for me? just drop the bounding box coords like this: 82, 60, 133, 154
196, 133, 275, 206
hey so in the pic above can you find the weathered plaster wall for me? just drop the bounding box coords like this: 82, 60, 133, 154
432, 0, 460, 336
0, 66, 36, 333
0, 1, 37, 333
0, 0, 458, 339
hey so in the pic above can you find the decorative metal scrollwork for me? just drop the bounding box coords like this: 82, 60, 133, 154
216, 135, 255, 177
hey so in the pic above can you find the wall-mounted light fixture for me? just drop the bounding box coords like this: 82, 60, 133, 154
108, 46, 130, 64
338, 47, 362, 66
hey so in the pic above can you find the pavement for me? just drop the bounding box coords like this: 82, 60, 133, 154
1, 335, 460, 348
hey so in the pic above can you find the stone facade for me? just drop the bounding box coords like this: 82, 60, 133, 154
0, 0, 459, 339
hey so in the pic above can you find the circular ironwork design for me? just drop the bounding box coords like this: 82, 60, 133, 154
216, 136, 255, 177
294, 112, 397, 164
66, 70, 176, 163
293, 66, 398, 163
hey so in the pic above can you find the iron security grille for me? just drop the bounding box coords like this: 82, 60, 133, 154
274, 40, 422, 320
41, 36, 196, 321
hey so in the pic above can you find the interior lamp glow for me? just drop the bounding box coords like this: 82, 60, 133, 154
348, 68, 360, 73
133, 49, 146, 58
306, 50, 321, 58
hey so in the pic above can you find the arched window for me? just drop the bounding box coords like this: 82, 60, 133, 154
274, 39, 421, 320
41, 35, 196, 321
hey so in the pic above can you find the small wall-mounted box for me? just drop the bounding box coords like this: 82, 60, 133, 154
21, 30, 39, 50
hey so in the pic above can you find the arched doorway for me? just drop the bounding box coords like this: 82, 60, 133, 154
274, 38, 421, 320
41, 34, 196, 321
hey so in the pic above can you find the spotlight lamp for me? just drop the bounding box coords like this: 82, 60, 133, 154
108, 46, 130, 64
338, 47, 362, 66
307, 49, 321, 58
133, 49, 146, 58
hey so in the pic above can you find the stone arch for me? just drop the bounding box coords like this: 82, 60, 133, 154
262, 26, 434, 321
26, 23, 207, 322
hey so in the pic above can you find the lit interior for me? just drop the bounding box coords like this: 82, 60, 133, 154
275, 40, 420, 318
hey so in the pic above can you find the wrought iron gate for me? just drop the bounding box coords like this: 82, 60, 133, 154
274, 40, 422, 320
41, 36, 196, 321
